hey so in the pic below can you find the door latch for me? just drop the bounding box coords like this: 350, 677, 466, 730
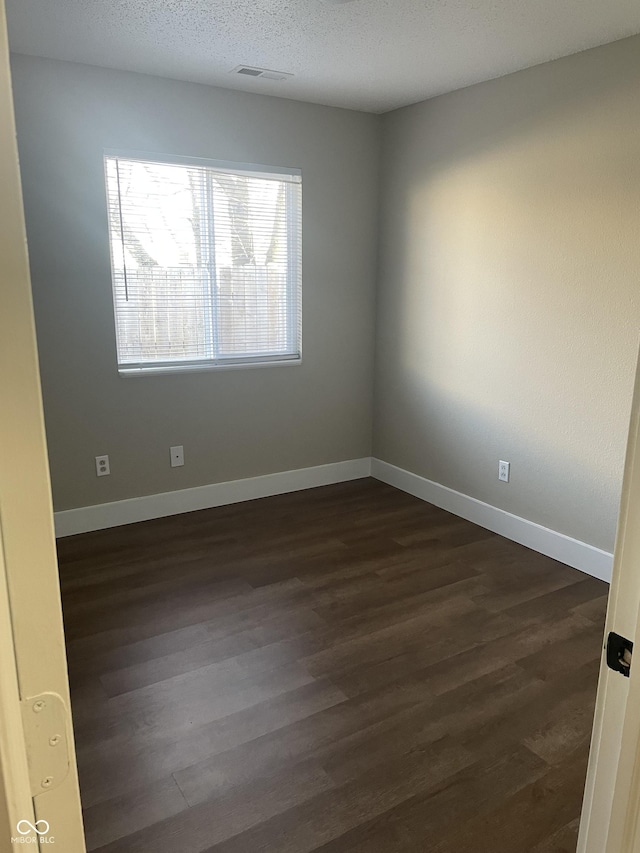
606, 632, 633, 678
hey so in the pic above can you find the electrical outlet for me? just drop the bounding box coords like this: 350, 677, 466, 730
95, 455, 110, 477
170, 445, 184, 468
498, 460, 510, 482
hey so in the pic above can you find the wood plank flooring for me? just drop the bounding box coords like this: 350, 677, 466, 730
56, 478, 608, 852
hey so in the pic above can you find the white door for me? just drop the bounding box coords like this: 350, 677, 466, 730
0, 0, 86, 847
579, 342, 640, 853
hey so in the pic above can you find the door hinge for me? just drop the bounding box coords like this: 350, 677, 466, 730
606, 632, 633, 678
20, 692, 71, 796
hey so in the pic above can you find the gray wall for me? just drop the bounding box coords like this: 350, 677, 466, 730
374, 35, 640, 552
12, 39, 640, 552
11, 55, 380, 511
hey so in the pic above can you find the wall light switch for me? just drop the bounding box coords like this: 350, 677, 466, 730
170, 445, 184, 468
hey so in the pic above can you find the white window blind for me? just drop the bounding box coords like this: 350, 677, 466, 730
104, 153, 302, 374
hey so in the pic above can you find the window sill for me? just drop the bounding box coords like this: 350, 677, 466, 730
118, 357, 303, 377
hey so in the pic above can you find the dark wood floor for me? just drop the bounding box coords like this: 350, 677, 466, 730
57, 478, 608, 853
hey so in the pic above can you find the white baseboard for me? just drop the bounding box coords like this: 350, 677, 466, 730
54, 458, 372, 538
54, 455, 614, 584
370, 458, 613, 583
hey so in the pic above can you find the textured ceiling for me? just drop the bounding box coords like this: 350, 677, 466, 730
6, 0, 640, 113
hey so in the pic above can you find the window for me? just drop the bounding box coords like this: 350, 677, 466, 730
104, 153, 302, 374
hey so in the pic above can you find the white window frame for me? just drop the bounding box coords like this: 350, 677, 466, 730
103, 150, 303, 376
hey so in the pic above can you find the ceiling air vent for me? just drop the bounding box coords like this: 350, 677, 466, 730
230, 65, 294, 81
